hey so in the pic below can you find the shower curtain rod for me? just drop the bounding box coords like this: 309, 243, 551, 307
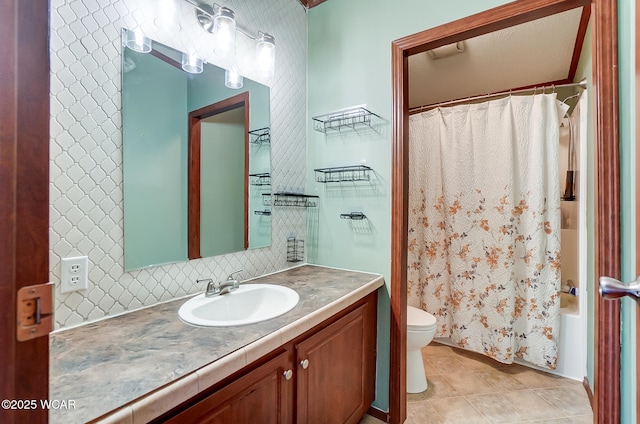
409, 80, 587, 115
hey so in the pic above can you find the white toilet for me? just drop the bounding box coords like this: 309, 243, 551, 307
406, 305, 437, 393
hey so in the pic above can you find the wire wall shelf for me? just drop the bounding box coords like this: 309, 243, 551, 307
312, 106, 380, 133
249, 127, 270, 144
314, 165, 373, 183
263, 192, 319, 208
250, 172, 271, 186
340, 212, 366, 220
254, 209, 271, 216
287, 237, 304, 263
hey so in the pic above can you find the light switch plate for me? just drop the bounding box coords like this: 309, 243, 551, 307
60, 256, 88, 293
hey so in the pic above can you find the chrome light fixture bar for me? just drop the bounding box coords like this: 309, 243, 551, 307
184, 0, 275, 77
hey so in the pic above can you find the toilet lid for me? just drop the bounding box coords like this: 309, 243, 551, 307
407, 305, 437, 330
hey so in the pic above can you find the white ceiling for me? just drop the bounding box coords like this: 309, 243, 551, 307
408, 7, 584, 109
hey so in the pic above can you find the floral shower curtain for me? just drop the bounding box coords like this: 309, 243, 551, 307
407, 93, 566, 369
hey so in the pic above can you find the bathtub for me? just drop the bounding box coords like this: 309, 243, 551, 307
551, 292, 584, 381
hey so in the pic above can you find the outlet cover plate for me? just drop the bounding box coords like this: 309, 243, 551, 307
60, 256, 88, 293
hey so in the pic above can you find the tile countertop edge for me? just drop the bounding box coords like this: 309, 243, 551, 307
92, 273, 384, 424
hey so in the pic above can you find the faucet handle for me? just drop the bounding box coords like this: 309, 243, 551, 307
227, 270, 243, 280
197, 278, 220, 297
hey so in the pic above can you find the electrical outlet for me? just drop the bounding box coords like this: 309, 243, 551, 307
60, 256, 88, 293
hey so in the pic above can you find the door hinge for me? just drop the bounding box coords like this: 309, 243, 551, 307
17, 282, 53, 341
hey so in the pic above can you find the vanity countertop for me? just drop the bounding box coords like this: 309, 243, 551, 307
49, 264, 384, 423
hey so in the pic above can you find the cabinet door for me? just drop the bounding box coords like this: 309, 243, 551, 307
165, 350, 293, 424
296, 295, 377, 424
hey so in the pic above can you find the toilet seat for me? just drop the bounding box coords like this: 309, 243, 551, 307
407, 305, 437, 331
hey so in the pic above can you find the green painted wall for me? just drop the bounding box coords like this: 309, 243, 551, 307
618, 0, 637, 422
122, 50, 188, 271
189, 68, 272, 251
307, 0, 511, 410
200, 108, 246, 257
122, 51, 272, 270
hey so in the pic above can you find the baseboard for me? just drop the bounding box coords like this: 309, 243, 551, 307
583, 376, 594, 409
366, 406, 389, 423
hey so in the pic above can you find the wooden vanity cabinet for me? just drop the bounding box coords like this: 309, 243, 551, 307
295, 298, 377, 424
159, 292, 377, 424
164, 349, 294, 424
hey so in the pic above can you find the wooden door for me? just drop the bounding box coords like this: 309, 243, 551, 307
0, 1, 50, 423
164, 350, 294, 424
295, 295, 376, 424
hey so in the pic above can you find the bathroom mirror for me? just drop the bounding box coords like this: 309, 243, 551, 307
122, 30, 271, 271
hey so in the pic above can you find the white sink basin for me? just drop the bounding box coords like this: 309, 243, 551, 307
178, 284, 299, 327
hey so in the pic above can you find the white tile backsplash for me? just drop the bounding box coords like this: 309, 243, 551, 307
50, 0, 308, 329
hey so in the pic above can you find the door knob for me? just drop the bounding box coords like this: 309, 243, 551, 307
300, 359, 309, 369
283, 369, 293, 380
599, 276, 640, 305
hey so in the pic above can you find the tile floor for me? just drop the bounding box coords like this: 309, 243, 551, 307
361, 342, 593, 424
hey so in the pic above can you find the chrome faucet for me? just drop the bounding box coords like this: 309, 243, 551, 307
197, 270, 243, 297
219, 270, 243, 295
197, 278, 219, 298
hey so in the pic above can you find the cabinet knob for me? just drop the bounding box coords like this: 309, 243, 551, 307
283, 369, 293, 380
300, 359, 309, 369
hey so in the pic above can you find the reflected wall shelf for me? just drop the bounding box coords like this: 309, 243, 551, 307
254, 209, 271, 216
340, 212, 366, 220
312, 106, 380, 133
314, 165, 373, 183
263, 192, 319, 208
249, 127, 270, 144
250, 173, 271, 186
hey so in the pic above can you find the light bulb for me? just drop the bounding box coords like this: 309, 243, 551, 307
256, 33, 275, 78
181, 52, 203, 74
154, 0, 181, 31
225, 69, 243, 89
213, 7, 236, 60
125, 28, 152, 53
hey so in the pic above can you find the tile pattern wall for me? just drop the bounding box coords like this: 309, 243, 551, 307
50, 0, 308, 329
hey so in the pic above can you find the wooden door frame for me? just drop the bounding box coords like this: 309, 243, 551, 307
187, 91, 250, 259
389, 0, 620, 423
0, 0, 50, 423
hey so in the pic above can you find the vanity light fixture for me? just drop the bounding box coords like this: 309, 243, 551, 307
256, 32, 275, 78
225, 69, 243, 89
186, 1, 275, 77
212, 7, 236, 60
155, 0, 182, 31
124, 28, 152, 53
182, 52, 204, 74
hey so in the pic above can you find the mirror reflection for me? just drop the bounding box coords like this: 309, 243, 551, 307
122, 30, 271, 271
